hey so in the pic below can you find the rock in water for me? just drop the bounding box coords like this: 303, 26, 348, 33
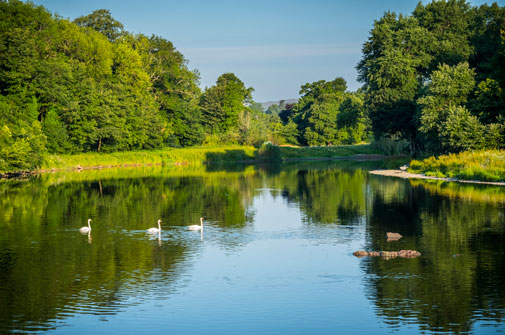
353, 249, 421, 259
386, 232, 402, 241
353, 250, 369, 257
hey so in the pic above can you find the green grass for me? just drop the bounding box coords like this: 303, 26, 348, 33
409, 150, 505, 182
41, 145, 257, 171
29, 143, 382, 173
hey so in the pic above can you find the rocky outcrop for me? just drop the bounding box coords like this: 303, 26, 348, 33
353, 250, 421, 259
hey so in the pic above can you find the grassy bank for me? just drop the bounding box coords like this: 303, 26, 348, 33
409, 150, 505, 182
0, 144, 385, 176
40, 145, 257, 171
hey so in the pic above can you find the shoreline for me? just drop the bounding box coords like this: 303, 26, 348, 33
0, 154, 390, 179
369, 169, 505, 186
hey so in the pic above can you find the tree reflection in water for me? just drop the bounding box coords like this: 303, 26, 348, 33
0, 162, 504, 333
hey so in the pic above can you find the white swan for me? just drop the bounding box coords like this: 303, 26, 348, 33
80, 219, 92, 233
188, 217, 204, 231
148, 219, 162, 234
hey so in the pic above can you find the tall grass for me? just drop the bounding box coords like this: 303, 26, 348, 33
409, 150, 505, 182
41, 146, 256, 170
23, 144, 384, 173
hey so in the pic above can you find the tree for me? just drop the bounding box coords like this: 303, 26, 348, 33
418, 62, 476, 152
293, 78, 347, 145
441, 105, 484, 152
337, 93, 368, 144
356, 0, 505, 154
199, 73, 253, 135
73, 9, 124, 42
357, 12, 435, 152
413, 0, 473, 72
139, 34, 203, 146
266, 104, 281, 115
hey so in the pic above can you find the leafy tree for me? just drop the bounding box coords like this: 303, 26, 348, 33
248, 102, 264, 113
278, 120, 299, 145
418, 62, 476, 152
293, 78, 347, 146
73, 9, 125, 42
470, 78, 505, 124
42, 109, 71, 153
140, 35, 203, 146
441, 105, 484, 152
199, 73, 253, 135
278, 103, 296, 124
357, 12, 435, 152
358, 0, 505, 153
266, 103, 281, 115
337, 93, 369, 144
413, 0, 473, 71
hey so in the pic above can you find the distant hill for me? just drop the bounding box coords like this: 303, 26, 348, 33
259, 99, 298, 110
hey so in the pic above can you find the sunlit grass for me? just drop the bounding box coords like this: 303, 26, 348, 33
409, 150, 505, 182
40, 145, 256, 170
35, 144, 383, 172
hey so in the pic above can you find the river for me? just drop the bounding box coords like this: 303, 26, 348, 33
0, 160, 504, 334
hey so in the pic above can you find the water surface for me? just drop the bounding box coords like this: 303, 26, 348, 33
1, 161, 504, 334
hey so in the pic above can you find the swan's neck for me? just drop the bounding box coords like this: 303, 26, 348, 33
158, 221, 161, 230
88, 220, 91, 229
200, 218, 204, 228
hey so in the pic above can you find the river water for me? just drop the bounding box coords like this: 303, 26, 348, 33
0, 160, 504, 334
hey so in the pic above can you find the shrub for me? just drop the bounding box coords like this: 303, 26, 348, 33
256, 141, 282, 162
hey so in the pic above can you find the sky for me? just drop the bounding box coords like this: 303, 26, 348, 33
30, 0, 502, 102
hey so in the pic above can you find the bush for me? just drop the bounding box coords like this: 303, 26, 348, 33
256, 141, 282, 162
373, 136, 409, 155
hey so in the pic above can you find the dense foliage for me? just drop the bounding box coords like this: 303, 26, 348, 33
2, 0, 504, 173
357, 0, 505, 154
0, 0, 300, 172
269, 79, 370, 146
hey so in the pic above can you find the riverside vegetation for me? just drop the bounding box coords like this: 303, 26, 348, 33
37, 143, 381, 173
1, 0, 505, 181
0, 1, 371, 173
409, 150, 505, 182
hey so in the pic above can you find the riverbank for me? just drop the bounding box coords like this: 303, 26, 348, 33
0, 144, 385, 178
408, 150, 505, 183
369, 169, 505, 186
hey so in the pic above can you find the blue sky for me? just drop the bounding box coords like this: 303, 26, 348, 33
31, 0, 500, 102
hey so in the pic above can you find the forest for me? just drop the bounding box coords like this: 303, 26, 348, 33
0, 0, 504, 172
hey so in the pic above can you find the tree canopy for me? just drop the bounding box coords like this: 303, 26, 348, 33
357, 0, 505, 154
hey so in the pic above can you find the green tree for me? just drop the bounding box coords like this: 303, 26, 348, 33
266, 103, 281, 115
199, 73, 253, 135
418, 62, 476, 152
441, 105, 484, 151
357, 12, 435, 152
73, 9, 125, 42
140, 35, 203, 147
337, 92, 369, 144
293, 78, 347, 146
